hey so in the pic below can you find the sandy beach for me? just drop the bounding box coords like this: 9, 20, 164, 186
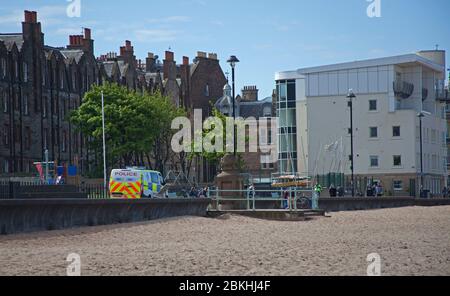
0, 206, 449, 276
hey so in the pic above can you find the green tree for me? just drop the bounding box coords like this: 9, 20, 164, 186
70, 83, 185, 177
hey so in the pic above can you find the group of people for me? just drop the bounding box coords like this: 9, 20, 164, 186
327, 184, 345, 197
189, 186, 209, 198
366, 183, 384, 197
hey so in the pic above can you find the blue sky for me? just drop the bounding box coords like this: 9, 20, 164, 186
1, 0, 449, 98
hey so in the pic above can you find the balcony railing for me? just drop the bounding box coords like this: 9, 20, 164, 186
393, 80, 414, 99
436, 88, 449, 102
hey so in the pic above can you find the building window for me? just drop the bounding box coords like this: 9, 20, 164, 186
23, 94, 29, 115
370, 156, 379, 167
3, 159, 9, 173
25, 127, 31, 150
14, 124, 20, 143
1, 58, 6, 78
62, 131, 67, 152
369, 100, 377, 111
2, 92, 7, 113
60, 70, 64, 89
370, 127, 378, 138
43, 128, 48, 149
23, 62, 28, 82
393, 180, 403, 191
3, 124, 9, 146
393, 126, 401, 137
287, 81, 296, 101
431, 129, 436, 143
268, 128, 273, 145
204, 84, 209, 97
72, 73, 76, 90
42, 64, 46, 86
393, 155, 402, 167
42, 97, 47, 118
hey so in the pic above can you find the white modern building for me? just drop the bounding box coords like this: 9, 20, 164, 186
275, 50, 448, 196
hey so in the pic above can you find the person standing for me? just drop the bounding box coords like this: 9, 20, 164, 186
314, 183, 323, 198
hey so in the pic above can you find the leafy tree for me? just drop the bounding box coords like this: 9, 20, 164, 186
70, 83, 185, 177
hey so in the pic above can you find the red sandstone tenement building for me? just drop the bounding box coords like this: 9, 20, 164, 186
0, 10, 227, 182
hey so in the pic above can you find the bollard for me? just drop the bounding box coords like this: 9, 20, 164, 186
312, 191, 319, 210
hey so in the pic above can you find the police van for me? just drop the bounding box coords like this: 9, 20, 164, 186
109, 168, 165, 199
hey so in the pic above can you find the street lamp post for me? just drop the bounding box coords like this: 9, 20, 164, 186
347, 89, 356, 197
101, 91, 107, 193
418, 112, 425, 196
227, 55, 240, 155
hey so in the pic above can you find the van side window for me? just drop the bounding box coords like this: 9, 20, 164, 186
151, 173, 158, 183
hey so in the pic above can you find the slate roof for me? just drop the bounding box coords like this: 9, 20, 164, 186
239, 96, 273, 118
0, 34, 24, 51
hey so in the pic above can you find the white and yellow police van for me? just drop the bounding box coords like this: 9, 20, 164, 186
109, 168, 164, 199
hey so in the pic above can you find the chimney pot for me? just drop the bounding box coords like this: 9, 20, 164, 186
31, 11, 37, 23
183, 56, 189, 66
125, 40, 131, 48
24, 10, 32, 23
148, 52, 154, 59
197, 51, 207, 58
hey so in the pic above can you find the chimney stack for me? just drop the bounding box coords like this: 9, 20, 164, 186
146, 52, 156, 72
242, 85, 259, 102
165, 51, 174, 62
84, 28, 91, 40
163, 51, 176, 80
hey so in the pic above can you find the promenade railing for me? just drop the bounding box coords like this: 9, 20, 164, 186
208, 188, 315, 211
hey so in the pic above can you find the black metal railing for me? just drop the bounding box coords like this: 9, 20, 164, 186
79, 183, 109, 199
0, 181, 110, 200
436, 88, 449, 102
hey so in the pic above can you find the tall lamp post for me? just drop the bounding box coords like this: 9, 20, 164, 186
227, 55, 240, 155
347, 89, 356, 197
418, 112, 425, 196
101, 91, 107, 193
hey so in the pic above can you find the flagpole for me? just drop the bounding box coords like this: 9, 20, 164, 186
101, 91, 107, 192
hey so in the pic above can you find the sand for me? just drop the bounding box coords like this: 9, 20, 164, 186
0, 206, 449, 276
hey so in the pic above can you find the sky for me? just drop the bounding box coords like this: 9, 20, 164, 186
0, 0, 449, 98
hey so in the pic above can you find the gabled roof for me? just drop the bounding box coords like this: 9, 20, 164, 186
60, 49, 84, 64
101, 61, 118, 78
0, 34, 24, 51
